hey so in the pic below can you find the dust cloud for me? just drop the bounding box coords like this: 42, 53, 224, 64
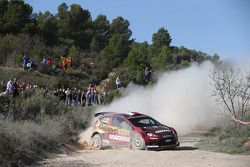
78, 127, 93, 148
96, 62, 220, 135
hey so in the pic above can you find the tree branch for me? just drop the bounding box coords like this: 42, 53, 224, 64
231, 113, 250, 125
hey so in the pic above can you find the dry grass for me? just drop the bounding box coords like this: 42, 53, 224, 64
0, 93, 94, 166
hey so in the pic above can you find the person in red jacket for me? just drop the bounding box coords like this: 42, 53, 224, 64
46, 57, 52, 65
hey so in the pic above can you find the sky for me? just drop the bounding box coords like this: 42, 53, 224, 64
26, 0, 250, 59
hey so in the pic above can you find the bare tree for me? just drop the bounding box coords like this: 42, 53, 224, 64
210, 62, 250, 125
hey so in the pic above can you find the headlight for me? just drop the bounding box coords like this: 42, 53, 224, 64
146, 133, 158, 137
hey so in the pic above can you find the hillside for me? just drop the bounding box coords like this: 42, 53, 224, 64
0, 1, 219, 91
0, 1, 223, 167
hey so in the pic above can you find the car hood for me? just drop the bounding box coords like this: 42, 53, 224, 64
140, 125, 172, 134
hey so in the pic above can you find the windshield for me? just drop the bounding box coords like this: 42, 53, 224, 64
128, 117, 161, 127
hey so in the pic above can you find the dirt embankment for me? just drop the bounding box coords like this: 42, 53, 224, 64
34, 135, 250, 167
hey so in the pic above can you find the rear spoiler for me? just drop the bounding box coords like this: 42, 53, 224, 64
94, 112, 114, 117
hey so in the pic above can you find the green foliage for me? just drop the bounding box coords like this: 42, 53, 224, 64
91, 15, 110, 52
110, 67, 144, 86
0, 93, 94, 166
102, 89, 121, 103
123, 42, 149, 70
98, 33, 131, 70
37, 11, 58, 46
151, 27, 172, 54
151, 46, 173, 69
110, 16, 132, 39
0, 1, 224, 166
9, 92, 66, 121
179, 60, 190, 68
37, 64, 54, 75
56, 3, 92, 49
97, 16, 133, 70
0, 34, 46, 66
0, 95, 11, 114
0, 0, 34, 35
152, 27, 172, 47
199, 121, 250, 154
0, 1, 219, 89
0, 34, 20, 65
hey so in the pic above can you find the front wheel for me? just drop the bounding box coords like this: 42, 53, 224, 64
91, 134, 103, 149
131, 133, 146, 150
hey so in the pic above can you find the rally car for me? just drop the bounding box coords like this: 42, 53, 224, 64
90, 112, 179, 150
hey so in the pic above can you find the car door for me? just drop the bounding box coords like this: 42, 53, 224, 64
98, 116, 113, 143
109, 116, 132, 146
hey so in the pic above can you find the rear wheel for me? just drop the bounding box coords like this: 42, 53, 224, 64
131, 133, 145, 150
91, 134, 102, 149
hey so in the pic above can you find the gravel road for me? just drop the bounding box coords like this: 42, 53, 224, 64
35, 135, 250, 167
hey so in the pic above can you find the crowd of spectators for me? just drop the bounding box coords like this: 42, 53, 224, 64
21, 52, 55, 71
1, 62, 152, 107
0, 78, 110, 107
53, 84, 107, 107
1, 78, 36, 97
22, 53, 35, 70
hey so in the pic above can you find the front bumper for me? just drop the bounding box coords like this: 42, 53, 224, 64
146, 140, 180, 150
146, 141, 180, 150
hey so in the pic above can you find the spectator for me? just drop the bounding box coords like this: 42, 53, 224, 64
81, 91, 86, 106
93, 89, 98, 105
46, 57, 52, 65
26, 62, 32, 70
116, 76, 121, 89
6, 79, 14, 94
42, 55, 46, 64
26, 82, 33, 91
65, 88, 71, 105
58, 88, 66, 102
27, 58, 34, 70
53, 89, 59, 96
52, 64, 57, 74
97, 91, 102, 105
144, 65, 152, 84
76, 89, 81, 105
23, 53, 29, 70
41, 87, 49, 96
71, 88, 77, 106
87, 84, 92, 91
103, 83, 109, 104
61, 88, 66, 102
85, 89, 92, 106
12, 78, 20, 97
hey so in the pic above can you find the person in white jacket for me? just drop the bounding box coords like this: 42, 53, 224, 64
6, 79, 14, 94
116, 76, 121, 89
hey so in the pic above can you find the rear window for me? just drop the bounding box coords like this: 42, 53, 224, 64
112, 116, 132, 130
128, 117, 161, 127
100, 117, 111, 124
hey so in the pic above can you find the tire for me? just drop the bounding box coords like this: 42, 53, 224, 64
131, 133, 146, 150
91, 134, 103, 149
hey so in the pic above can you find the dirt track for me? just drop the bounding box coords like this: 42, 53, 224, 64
35, 135, 250, 167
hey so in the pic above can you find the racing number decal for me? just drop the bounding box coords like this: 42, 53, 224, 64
109, 134, 130, 142
98, 123, 117, 131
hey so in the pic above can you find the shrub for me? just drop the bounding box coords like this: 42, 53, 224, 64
0, 34, 46, 66
0, 92, 94, 166
199, 121, 250, 154
37, 64, 53, 75
0, 117, 69, 166
0, 95, 11, 114
7, 91, 66, 121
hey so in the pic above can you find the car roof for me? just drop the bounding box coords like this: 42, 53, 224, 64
94, 112, 148, 119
